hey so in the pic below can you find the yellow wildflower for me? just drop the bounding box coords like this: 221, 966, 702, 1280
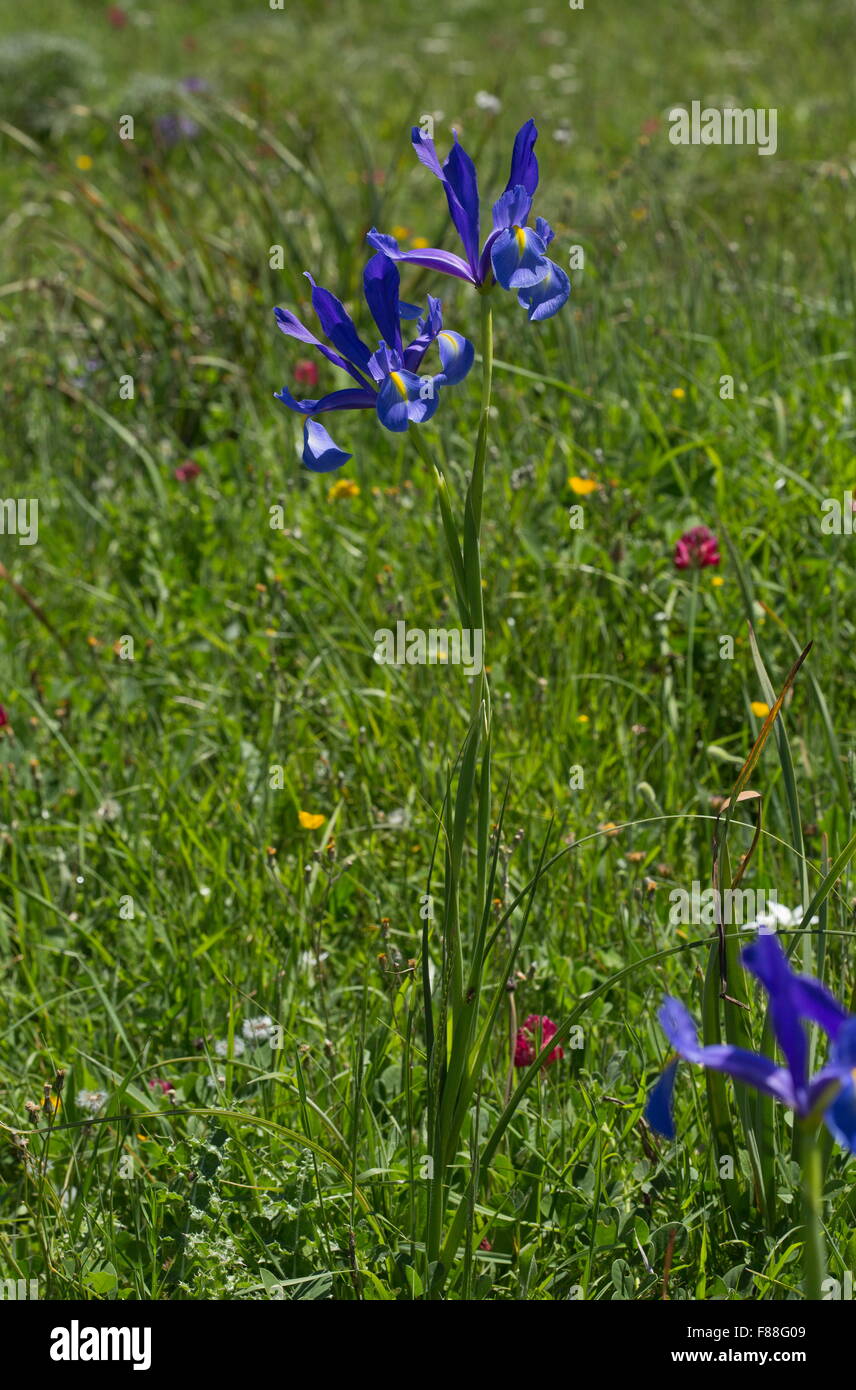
327, 478, 360, 502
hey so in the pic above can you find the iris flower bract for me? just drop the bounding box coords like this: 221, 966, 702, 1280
367, 118, 570, 322
646, 930, 856, 1153
274, 252, 474, 470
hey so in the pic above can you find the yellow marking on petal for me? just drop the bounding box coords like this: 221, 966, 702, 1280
514, 225, 527, 253
390, 371, 408, 398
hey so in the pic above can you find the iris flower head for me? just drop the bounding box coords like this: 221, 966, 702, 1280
646, 930, 856, 1154
367, 118, 570, 322
274, 252, 474, 471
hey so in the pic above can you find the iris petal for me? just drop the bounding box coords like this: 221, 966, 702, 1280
407, 380, 441, 424
832, 1018, 856, 1068
403, 295, 443, 371
442, 136, 481, 274
363, 252, 404, 355
535, 215, 556, 249
301, 418, 352, 472
657, 996, 796, 1106
376, 368, 441, 431
366, 230, 475, 283
645, 1059, 679, 1138
517, 258, 571, 321
791, 976, 851, 1042
743, 933, 808, 1092
493, 184, 532, 232
410, 125, 446, 179
274, 386, 376, 415
434, 330, 475, 386
825, 1075, 856, 1154
274, 307, 369, 387
304, 274, 373, 374
505, 117, 539, 198
491, 225, 549, 290
376, 369, 419, 432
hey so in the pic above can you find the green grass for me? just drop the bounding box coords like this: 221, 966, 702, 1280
1, 0, 855, 1301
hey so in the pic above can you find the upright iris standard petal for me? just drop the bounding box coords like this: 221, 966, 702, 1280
517, 259, 571, 321
791, 977, 851, 1041
491, 224, 549, 290
435, 330, 475, 385
493, 185, 534, 232
363, 253, 404, 355
301, 418, 352, 472
743, 933, 810, 1095
304, 274, 373, 374
442, 135, 481, 273
402, 295, 443, 371
505, 117, 539, 199
743, 931, 850, 1043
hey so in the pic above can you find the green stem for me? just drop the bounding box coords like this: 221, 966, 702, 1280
798, 1121, 826, 1300
685, 566, 699, 737
423, 288, 496, 1292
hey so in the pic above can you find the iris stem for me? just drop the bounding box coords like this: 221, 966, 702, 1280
798, 1121, 826, 1300
420, 291, 496, 1293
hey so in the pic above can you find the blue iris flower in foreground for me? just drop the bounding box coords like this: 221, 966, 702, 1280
273, 252, 474, 471
646, 930, 856, 1154
366, 118, 570, 322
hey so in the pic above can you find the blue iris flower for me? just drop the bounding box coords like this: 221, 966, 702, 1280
366, 118, 570, 322
646, 929, 856, 1154
273, 252, 474, 471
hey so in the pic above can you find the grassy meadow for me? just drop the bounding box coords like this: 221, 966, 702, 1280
1, 0, 856, 1305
